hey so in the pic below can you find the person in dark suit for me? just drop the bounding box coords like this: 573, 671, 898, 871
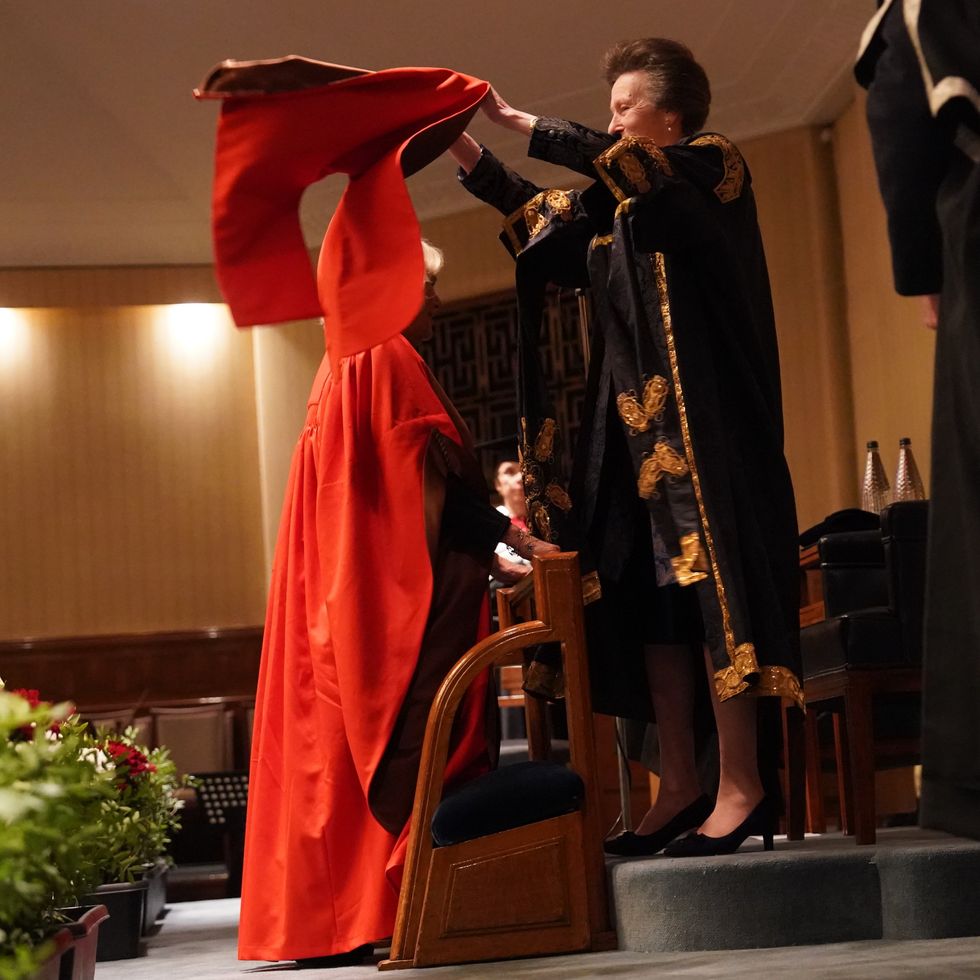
856, 0, 980, 839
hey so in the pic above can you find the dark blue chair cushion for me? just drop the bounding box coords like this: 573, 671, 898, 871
431, 761, 585, 847
801, 608, 903, 679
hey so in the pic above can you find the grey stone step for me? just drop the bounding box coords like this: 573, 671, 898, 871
609, 827, 980, 953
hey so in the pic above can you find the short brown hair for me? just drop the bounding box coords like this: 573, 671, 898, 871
602, 38, 711, 135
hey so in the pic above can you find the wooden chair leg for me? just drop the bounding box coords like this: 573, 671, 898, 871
803, 709, 827, 834
833, 711, 853, 836
843, 678, 876, 844
783, 703, 806, 840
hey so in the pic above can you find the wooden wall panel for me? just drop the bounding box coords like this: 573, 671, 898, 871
0, 304, 266, 639
0, 264, 222, 308
0, 627, 262, 709
832, 91, 935, 491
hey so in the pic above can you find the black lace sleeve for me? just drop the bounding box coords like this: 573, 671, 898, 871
458, 146, 543, 216
528, 117, 617, 178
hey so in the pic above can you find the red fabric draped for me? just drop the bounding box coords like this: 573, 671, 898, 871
238, 336, 492, 961
195, 61, 490, 367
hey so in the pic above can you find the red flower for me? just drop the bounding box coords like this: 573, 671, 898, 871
104, 739, 156, 788
9, 688, 46, 740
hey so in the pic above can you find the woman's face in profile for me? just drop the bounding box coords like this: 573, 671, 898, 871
608, 70, 679, 145
402, 278, 441, 346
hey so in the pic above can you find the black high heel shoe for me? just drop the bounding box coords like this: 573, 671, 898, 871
662, 797, 774, 857
603, 794, 713, 857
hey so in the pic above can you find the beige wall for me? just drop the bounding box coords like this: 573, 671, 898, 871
0, 100, 935, 639
743, 125, 857, 531
832, 90, 935, 492
0, 301, 266, 639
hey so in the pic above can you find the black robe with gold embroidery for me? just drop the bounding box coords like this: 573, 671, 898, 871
460, 121, 802, 715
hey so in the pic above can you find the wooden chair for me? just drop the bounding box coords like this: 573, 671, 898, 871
380, 552, 614, 970
791, 501, 927, 844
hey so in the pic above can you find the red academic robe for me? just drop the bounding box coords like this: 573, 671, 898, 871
238, 335, 494, 961
196, 60, 498, 961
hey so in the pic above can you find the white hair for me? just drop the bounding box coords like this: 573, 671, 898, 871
421, 239, 444, 280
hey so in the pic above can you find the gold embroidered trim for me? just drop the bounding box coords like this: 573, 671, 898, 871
637, 439, 689, 499
524, 188, 574, 239
714, 646, 804, 709
714, 643, 759, 700
581, 570, 602, 605
756, 666, 805, 711
545, 482, 573, 512
528, 499, 552, 540
591, 234, 614, 248
690, 134, 744, 203
615, 199, 634, 218
671, 531, 709, 586
594, 135, 673, 202
654, 251, 739, 663
533, 418, 557, 461
617, 375, 670, 434
503, 201, 528, 254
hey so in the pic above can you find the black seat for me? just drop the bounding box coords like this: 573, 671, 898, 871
797, 501, 927, 844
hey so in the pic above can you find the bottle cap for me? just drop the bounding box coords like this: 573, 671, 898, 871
899, 437, 911, 445
866, 440, 879, 450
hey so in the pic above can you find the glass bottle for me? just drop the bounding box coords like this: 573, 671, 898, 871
894, 437, 926, 501
861, 440, 891, 514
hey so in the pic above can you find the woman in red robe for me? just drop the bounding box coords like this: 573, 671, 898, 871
238, 242, 553, 966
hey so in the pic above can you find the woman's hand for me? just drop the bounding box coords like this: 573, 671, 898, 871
501, 523, 560, 561
491, 554, 532, 585
920, 293, 940, 331
480, 88, 537, 136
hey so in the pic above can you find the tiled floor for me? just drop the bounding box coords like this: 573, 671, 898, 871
92, 898, 980, 979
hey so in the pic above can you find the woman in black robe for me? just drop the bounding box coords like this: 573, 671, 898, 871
452, 37, 802, 857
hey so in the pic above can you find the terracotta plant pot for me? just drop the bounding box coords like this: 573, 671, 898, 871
29, 927, 72, 980
57, 904, 110, 980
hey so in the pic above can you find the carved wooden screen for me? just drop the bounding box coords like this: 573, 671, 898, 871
420, 289, 588, 489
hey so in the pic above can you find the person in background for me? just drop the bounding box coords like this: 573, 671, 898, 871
493, 460, 532, 572
856, 0, 980, 840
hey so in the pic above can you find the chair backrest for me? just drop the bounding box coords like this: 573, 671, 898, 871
881, 501, 929, 663
150, 704, 235, 776
818, 529, 887, 616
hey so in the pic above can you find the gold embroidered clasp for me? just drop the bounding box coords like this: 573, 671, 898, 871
671, 531, 709, 586
617, 375, 670, 434
637, 439, 689, 498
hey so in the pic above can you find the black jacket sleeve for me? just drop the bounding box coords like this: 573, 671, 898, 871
861, 2, 953, 295
528, 117, 617, 178
458, 146, 543, 216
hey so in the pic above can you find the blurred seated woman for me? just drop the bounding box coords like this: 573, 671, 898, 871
451, 38, 802, 857
238, 240, 556, 968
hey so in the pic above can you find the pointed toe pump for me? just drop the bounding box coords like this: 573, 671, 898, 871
603, 794, 713, 857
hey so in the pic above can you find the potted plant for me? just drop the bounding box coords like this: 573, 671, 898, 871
0, 686, 110, 980
77, 726, 186, 959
